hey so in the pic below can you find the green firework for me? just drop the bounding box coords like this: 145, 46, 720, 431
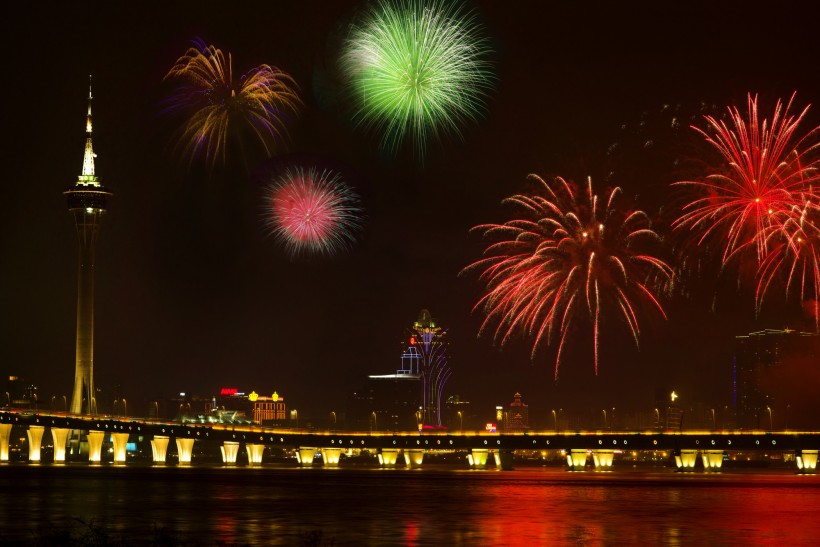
343, 0, 493, 154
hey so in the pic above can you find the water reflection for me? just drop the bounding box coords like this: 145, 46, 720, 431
0, 465, 819, 544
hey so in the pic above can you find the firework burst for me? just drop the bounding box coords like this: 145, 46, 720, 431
756, 199, 820, 327
164, 38, 301, 166
464, 175, 672, 378
672, 94, 820, 265
342, 0, 493, 154
265, 167, 363, 257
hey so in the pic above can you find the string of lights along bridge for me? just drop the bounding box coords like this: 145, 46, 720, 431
1, 410, 819, 473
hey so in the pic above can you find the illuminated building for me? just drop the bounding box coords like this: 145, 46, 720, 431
406, 309, 451, 427
500, 392, 529, 432
252, 391, 287, 425
347, 309, 451, 430
65, 77, 113, 415
734, 328, 819, 429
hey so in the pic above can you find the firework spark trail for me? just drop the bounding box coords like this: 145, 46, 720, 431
164, 38, 301, 166
265, 166, 363, 258
464, 175, 672, 378
756, 199, 820, 328
672, 93, 820, 265
342, 0, 493, 154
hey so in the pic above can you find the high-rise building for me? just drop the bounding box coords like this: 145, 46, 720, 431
734, 328, 819, 429
65, 77, 112, 415
406, 309, 451, 427
500, 392, 529, 431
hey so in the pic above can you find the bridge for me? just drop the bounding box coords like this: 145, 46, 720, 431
2, 409, 819, 472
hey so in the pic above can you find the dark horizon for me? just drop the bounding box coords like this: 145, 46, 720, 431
3, 1, 820, 424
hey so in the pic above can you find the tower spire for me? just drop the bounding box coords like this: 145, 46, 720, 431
79, 74, 98, 186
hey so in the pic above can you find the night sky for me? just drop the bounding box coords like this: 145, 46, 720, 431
3, 1, 819, 424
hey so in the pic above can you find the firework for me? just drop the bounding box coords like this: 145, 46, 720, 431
464, 175, 672, 378
672, 94, 820, 265
265, 167, 363, 257
164, 38, 301, 166
342, 0, 493, 153
756, 199, 820, 327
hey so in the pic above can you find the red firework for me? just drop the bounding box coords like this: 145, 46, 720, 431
265, 167, 362, 257
673, 93, 820, 265
463, 175, 672, 378
756, 199, 820, 328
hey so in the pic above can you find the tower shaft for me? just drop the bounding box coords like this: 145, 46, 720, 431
68, 209, 103, 414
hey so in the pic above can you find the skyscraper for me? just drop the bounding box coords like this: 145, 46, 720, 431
406, 309, 450, 427
65, 78, 112, 415
734, 328, 818, 429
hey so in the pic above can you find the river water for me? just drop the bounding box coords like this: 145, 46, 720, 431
1, 463, 819, 545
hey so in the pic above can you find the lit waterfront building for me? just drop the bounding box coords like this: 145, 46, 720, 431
252, 391, 287, 425
65, 78, 113, 415
500, 392, 529, 432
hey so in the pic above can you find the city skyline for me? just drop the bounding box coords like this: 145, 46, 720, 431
3, 1, 820, 422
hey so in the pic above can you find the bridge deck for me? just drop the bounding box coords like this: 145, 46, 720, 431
3, 409, 819, 451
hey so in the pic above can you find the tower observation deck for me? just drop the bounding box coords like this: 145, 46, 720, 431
64, 77, 113, 415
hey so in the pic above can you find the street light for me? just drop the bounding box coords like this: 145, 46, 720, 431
457, 411, 463, 431
371, 411, 377, 431
766, 406, 773, 430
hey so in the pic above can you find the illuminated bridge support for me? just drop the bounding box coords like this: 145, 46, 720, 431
1, 423, 13, 461
797, 450, 818, 473
567, 449, 588, 471
87, 430, 105, 462
246, 444, 264, 465
175, 438, 195, 464
51, 428, 69, 462
593, 449, 615, 470
675, 449, 698, 470
221, 441, 239, 464
467, 448, 489, 467
702, 450, 724, 471
378, 448, 400, 465
27, 426, 45, 462
322, 447, 342, 466
151, 436, 169, 463
404, 449, 424, 466
297, 447, 317, 465
495, 449, 515, 470
111, 432, 129, 463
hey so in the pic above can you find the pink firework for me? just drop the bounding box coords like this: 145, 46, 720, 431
673, 93, 820, 265
266, 167, 362, 257
463, 175, 672, 378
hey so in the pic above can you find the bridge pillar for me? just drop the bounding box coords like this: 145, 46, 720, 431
1, 423, 13, 461
175, 438, 195, 464
797, 450, 818, 473
51, 428, 70, 462
221, 441, 239, 464
566, 449, 588, 471
467, 448, 489, 467
404, 449, 424, 466
111, 433, 129, 463
27, 425, 45, 462
246, 444, 265, 465
297, 447, 317, 465
592, 449, 615, 470
322, 448, 342, 465
675, 449, 698, 470
378, 448, 400, 465
151, 435, 169, 463
87, 431, 105, 462
495, 449, 515, 470
701, 450, 724, 471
